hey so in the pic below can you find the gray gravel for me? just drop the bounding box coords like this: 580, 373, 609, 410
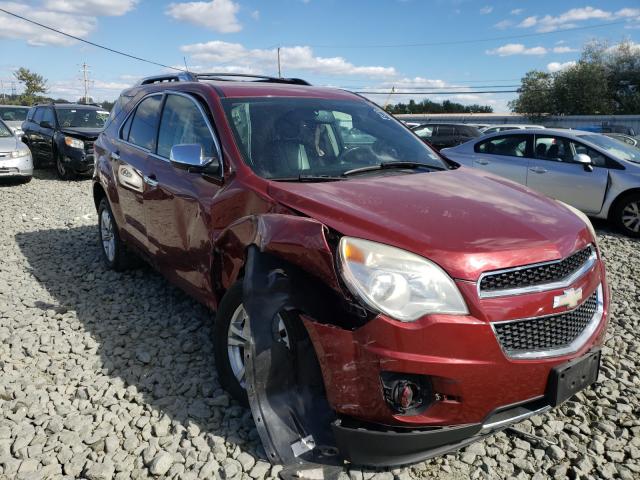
0, 170, 638, 480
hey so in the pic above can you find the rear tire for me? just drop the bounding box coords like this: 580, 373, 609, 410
22, 176, 32, 184
97, 197, 133, 271
612, 193, 640, 238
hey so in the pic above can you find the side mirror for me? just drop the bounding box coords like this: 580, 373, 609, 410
170, 144, 220, 175
40, 120, 52, 129
573, 153, 592, 165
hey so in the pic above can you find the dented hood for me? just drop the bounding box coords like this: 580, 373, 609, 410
267, 167, 592, 281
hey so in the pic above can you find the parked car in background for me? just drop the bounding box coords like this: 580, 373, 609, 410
93, 72, 608, 469
0, 105, 29, 137
0, 118, 32, 182
605, 133, 639, 148
22, 103, 109, 179
411, 123, 481, 150
481, 124, 545, 135
442, 129, 640, 236
578, 125, 636, 136
465, 123, 491, 131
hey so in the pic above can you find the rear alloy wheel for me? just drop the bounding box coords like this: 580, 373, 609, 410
56, 150, 74, 180
613, 193, 640, 238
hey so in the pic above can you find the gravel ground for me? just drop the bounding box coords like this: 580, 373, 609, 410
0, 170, 638, 480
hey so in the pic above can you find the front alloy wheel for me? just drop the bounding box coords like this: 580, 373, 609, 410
614, 193, 640, 238
97, 197, 133, 270
56, 151, 74, 180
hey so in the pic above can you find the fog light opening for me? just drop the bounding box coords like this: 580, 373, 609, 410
381, 372, 432, 415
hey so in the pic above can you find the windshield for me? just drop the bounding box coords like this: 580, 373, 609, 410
55, 108, 109, 129
0, 107, 28, 122
579, 134, 640, 164
221, 97, 445, 179
0, 119, 12, 137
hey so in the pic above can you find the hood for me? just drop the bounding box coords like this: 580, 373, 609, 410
59, 127, 102, 140
0, 135, 20, 152
267, 167, 592, 281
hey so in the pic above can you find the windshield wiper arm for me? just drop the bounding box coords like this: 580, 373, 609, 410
342, 161, 442, 177
272, 174, 345, 182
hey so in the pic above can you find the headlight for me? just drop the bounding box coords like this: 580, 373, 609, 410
10, 148, 30, 158
556, 200, 597, 243
64, 136, 84, 149
338, 237, 468, 322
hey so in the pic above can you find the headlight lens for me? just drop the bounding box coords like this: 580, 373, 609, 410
338, 237, 468, 322
64, 136, 84, 149
10, 148, 30, 158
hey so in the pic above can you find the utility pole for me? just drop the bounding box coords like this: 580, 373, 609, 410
80, 62, 91, 103
0, 80, 4, 100
277, 47, 282, 78
383, 86, 396, 110
10, 81, 16, 97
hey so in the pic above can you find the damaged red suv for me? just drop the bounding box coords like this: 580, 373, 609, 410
93, 73, 608, 471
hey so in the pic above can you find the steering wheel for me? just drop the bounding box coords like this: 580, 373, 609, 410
340, 146, 374, 165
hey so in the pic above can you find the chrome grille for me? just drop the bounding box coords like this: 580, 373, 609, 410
479, 245, 595, 297
493, 287, 602, 359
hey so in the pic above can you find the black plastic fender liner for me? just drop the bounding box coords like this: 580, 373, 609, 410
242, 246, 343, 478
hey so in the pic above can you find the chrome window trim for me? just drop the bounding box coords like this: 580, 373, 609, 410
491, 283, 603, 360
477, 245, 597, 299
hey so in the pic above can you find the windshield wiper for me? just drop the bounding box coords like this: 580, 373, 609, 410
342, 161, 443, 177
272, 174, 345, 182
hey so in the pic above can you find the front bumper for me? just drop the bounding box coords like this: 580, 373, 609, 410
303, 260, 609, 463
61, 145, 95, 174
0, 154, 33, 177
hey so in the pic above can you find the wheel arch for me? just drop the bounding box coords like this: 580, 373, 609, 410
93, 182, 108, 212
607, 188, 640, 221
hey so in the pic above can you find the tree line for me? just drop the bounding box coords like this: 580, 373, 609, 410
510, 40, 640, 117
385, 98, 493, 114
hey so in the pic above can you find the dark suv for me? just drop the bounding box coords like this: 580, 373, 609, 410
93, 73, 608, 470
22, 103, 109, 179
411, 123, 481, 150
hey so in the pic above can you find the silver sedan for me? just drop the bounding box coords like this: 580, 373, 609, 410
441, 128, 640, 237
0, 118, 33, 182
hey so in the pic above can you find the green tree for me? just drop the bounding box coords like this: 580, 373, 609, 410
508, 71, 555, 116
553, 61, 613, 115
13, 67, 48, 105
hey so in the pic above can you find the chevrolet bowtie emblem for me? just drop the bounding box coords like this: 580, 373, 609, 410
553, 288, 583, 309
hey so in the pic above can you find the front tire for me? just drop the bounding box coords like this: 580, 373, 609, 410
56, 150, 75, 180
612, 193, 640, 238
98, 197, 132, 271
213, 281, 295, 406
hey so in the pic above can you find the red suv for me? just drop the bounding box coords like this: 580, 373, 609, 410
93, 73, 608, 468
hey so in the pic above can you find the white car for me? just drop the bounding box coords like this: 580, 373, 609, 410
482, 124, 545, 135
0, 105, 29, 137
0, 118, 33, 182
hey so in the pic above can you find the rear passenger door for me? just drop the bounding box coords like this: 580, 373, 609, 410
144, 92, 223, 300
526, 134, 608, 214
114, 93, 163, 251
472, 134, 532, 185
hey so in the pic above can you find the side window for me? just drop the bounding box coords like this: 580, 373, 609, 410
32, 108, 44, 124
569, 141, 607, 167
534, 136, 571, 162
475, 135, 529, 157
157, 94, 217, 161
128, 95, 163, 150
27, 108, 35, 122
41, 108, 55, 127
437, 125, 455, 136
120, 113, 133, 141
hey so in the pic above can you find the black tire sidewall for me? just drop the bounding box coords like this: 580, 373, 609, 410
56, 150, 72, 180
614, 194, 640, 238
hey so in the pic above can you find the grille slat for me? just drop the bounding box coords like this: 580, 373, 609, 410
493, 290, 598, 356
480, 246, 594, 294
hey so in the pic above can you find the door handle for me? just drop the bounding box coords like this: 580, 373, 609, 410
143, 174, 159, 187
110, 151, 120, 161
529, 167, 548, 174
476, 159, 490, 165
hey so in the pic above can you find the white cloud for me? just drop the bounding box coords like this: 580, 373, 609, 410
250, 9, 259, 20
166, 0, 242, 33
517, 6, 640, 33
510, 8, 523, 15
0, 2, 96, 46
552, 46, 577, 53
47, 78, 131, 101
180, 41, 397, 77
480, 6, 493, 15
43, 0, 138, 16
547, 61, 576, 72
486, 43, 547, 56
494, 19, 513, 29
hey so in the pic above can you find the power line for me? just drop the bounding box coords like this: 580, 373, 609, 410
0, 7, 184, 72
344, 84, 522, 90
355, 90, 520, 95
304, 20, 627, 49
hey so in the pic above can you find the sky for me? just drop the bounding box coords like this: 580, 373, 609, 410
0, 0, 638, 111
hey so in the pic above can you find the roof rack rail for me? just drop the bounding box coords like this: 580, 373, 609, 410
195, 73, 311, 85
138, 72, 197, 86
